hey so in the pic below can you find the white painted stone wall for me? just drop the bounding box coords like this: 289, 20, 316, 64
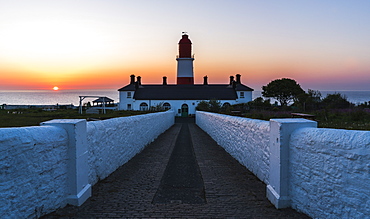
118, 90, 253, 114
87, 110, 175, 185
196, 111, 270, 183
196, 111, 370, 219
0, 126, 68, 218
119, 90, 135, 110
0, 110, 174, 218
290, 127, 370, 219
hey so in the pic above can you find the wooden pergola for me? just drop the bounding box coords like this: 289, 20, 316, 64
92, 97, 114, 106
79, 96, 112, 114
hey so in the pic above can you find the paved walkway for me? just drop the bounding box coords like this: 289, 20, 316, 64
42, 118, 310, 218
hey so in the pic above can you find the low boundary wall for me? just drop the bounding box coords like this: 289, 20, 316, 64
290, 127, 370, 218
196, 111, 270, 184
87, 111, 175, 185
0, 110, 174, 218
0, 126, 68, 218
196, 111, 370, 219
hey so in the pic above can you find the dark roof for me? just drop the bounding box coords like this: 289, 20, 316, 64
118, 84, 136, 91
235, 83, 254, 91
93, 97, 114, 103
118, 83, 253, 100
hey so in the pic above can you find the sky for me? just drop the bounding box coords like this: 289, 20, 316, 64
0, 0, 369, 91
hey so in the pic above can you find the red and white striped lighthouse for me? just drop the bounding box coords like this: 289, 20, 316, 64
176, 33, 194, 85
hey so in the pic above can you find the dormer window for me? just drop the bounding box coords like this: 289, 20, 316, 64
127, 92, 131, 98
240, 92, 244, 98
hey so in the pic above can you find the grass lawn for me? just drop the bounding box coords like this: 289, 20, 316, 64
1, 108, 370, 131
243, 109, 370, 131
0, 109, 150, 128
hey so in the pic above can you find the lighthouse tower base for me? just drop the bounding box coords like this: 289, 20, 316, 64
177, 57, 194, 85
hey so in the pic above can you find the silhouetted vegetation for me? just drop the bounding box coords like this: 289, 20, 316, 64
196, 90, 370, 130
196, 99, 222, 113
262, 78, 305, 106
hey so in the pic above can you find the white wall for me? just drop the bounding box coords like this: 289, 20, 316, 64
237, 91, 252, 102
196, 111, 270, 183
119, 92, 253, 116
119, 90, 135, 110
290, 127, 370, 219
196, 111, 370, 219
87, 110, 175, 185
0, 110, 175, 218
0, 126, 69, 218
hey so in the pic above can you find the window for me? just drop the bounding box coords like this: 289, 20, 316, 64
140, 102, 148, 111
127, 104, 132, 110
223, 102, 231, 108
127, 92, 131, 98
163, 102, 171, 110
240, 92, 244, 98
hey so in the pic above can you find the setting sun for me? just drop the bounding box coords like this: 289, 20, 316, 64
0, 1, 370, 91
53, 86, 59, 91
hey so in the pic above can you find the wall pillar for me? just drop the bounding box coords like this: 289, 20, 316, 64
267, 118, 317, 209
41, 119, 91, 206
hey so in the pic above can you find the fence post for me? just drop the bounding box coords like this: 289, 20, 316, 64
41, 119, 91, 206
267, 118, 317, 209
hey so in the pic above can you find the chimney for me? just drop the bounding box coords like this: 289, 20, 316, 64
229, 76, 234, 85
130, 74, 135, 84
137, 76, 141, 85
236, 74, 241, 84
232, 81, 236, 89
203, 76, 208, 85
163, 76, 167, 85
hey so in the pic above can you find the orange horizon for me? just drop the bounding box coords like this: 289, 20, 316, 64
1, 1, 370, 91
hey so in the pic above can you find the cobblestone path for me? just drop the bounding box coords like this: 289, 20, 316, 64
42, 118, 310, 219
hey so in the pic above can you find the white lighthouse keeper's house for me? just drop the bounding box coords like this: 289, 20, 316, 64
118, 33, 253, 117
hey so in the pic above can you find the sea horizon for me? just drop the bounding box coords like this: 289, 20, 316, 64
0, 89, 369, 106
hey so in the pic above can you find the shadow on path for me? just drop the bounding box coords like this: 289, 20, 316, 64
152, 122, 206, 204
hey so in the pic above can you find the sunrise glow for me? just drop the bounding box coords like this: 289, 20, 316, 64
53, 86, 59, 91
0, 1, 369, 91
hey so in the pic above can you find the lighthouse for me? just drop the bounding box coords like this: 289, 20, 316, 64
176, 33, 194, 85
118, 32, 254, 115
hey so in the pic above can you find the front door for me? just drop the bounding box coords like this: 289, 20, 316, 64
181, 104, 188, 117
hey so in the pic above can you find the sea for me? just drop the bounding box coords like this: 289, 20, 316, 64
0, 90, 369, 106
0, 90, 120, 106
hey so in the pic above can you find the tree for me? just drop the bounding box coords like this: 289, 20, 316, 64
262, 78, 305, 106
208, 99, 221, 112
295, 89, 322, 111
321, 93, 353, 109
196, 100, 211, 111
196, 99, 222, 113
248, 97, 272, 110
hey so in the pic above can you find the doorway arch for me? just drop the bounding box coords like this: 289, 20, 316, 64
181, 104, 188, 117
